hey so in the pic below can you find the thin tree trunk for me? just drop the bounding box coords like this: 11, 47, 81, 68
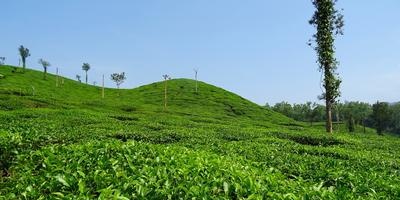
44, 67, 47, 80
326, 100, 333, 133
56, 68, 59, 87
85, 71, 88, 84
363, 119, 366, 133
22, 58, 26, 71
164, 80, 167, 110
195, 72, 198, 93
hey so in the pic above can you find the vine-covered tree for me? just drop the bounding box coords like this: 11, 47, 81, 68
309, 0, 344, 133
18, 45, 31, 72
110, 72, 126, 89
38, 59, 51, 80
82, 63, 90, 84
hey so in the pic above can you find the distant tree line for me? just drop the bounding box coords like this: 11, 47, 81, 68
266, 101, 400, 135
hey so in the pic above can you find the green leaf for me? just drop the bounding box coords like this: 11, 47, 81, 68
55, 175, 70, 187
223, 182, 229, 194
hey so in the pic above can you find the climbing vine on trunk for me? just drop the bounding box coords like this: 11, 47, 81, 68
309, 0, 344, 133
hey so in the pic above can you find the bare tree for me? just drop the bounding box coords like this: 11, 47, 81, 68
194, 68, 199, 93
38, 58, 51, 80
162, 74, 171, 110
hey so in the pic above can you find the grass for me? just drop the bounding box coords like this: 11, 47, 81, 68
0, 65, 400, 199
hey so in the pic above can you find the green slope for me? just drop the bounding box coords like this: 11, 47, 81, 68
0, 65, 292, 124
1, 65, 400, 199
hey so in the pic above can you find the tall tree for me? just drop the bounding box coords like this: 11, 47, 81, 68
18, 45, 31, 72
38, 59, 51, 80
309, 0, 344, 133
82, 63, 90, 84
110, 72, 126, 89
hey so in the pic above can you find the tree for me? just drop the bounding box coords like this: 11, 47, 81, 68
345, 112, 355, 132
38, 59, 51, 80
371, 101, 391, 135
388, 103, 400, 134
0, 57, 5, 65
309, 0, 344, 133
82, 63, 90, 84
18, 45, 31, 72
272, 101, 293, 118
311, 103, 326, 124
340, 101, 372, 133
76, 75, 81, 82
110, 72, 126, 89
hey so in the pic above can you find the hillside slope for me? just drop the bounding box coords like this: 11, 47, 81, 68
0, 65, 292, 125
1, 65, 400, 199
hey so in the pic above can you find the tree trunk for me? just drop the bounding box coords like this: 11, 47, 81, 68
164, 80, 167, 110
85, 71, 88, 84
44, 67, 47, 80
363, 119, 366, 133
22, 57, 26, 71
325, 100, 333, 133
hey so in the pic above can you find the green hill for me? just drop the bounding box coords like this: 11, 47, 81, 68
1, 65, 400, 199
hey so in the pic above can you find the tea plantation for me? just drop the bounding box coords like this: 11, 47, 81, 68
0, 66, 399, 199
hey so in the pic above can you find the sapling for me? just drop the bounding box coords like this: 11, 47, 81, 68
76, 75, 81, 82
110, 72, 126, 96
162, 74, 171, 110
194, 68, 198, 93
38, 58, 51, 80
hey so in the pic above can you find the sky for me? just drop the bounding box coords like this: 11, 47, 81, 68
1, 0, 399, 105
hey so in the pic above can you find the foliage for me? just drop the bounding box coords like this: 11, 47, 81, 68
18, 45, 31, 71
110, 72, 126, 89
309, 0, 344, 133
371, 102, 391, 135
388, 103, 400, 134
0, 66, 400, 199
82, 63, 90, 84
270, 101, 325, 125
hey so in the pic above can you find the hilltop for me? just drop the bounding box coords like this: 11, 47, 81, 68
0, 65, 292, 124
1, 65, 400, 199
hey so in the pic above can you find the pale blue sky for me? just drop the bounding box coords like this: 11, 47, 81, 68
1, 1, 399, 105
